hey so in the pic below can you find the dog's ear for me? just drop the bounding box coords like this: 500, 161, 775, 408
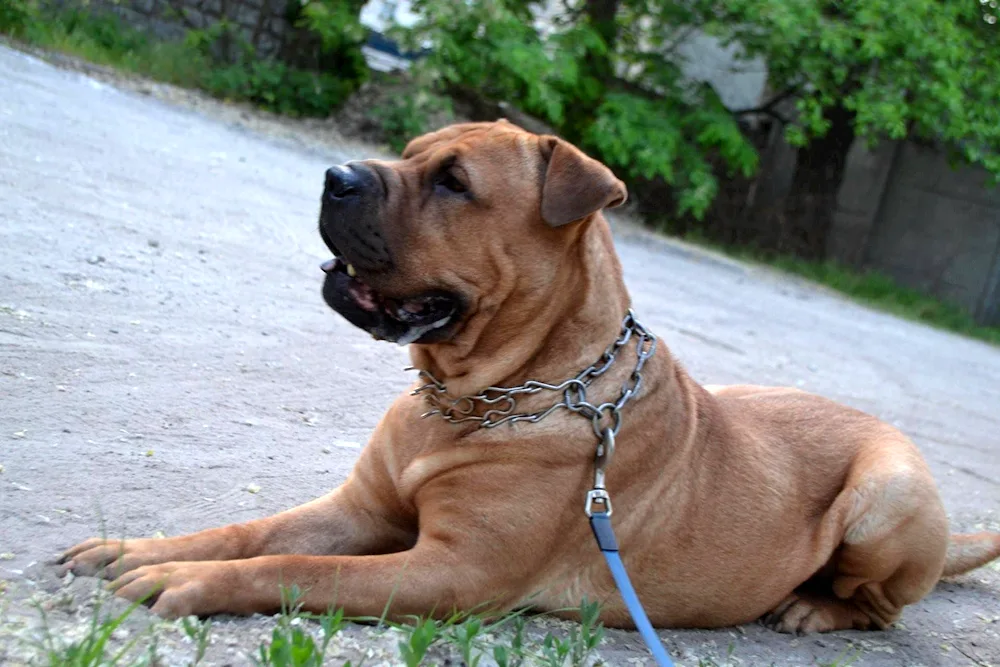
539, 136, 627, 227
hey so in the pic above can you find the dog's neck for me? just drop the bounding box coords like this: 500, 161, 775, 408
409, 217, 631, 398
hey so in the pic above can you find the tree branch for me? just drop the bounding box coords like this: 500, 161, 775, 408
731, 86, 799, 123
734, 107, 790, 124
662, 26, 697, 56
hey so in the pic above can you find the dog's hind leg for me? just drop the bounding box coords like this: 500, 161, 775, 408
765, 439, 953, 634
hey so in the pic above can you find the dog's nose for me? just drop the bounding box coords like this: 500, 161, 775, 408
325, 165, 362, 199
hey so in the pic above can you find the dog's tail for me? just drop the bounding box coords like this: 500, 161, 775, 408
942, 532, 1000, 577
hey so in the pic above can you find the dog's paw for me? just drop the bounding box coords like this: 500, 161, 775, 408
58, 537, 165, 579
108, 561, 233, 619
762, 593, 872, 635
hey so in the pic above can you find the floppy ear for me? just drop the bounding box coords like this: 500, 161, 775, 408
539, 137, 627, 227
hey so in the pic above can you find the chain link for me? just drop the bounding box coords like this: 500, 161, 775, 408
409, 310, 657, 440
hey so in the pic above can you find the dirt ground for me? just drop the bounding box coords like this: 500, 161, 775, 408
1, 43, 999, 666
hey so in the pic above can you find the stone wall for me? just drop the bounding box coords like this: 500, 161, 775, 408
84, 0, 293, 59
829, 141, 1000, 326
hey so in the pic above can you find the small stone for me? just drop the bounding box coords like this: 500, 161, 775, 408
246, 483, 261, 494
148, 239, 160, 248
86, 255, 106, 265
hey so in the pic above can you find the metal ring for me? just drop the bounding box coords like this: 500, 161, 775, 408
591, 408, 622, 439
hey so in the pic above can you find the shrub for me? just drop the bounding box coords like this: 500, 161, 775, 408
373, 88, 455, 152
0, 0, 37, 37
2, 1, 368, 119
201, 60, 358, 117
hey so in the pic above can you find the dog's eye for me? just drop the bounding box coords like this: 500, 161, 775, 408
434, 170, 468, 195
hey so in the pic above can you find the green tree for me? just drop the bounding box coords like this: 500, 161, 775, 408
399, 0, 758, 219
398, 0, 998, 253
693, 0, 1000, 256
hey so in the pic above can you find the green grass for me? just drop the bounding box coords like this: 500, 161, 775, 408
19, 584, 614, 667
771, 256, 1000, 345
30, 582, 161, 666
10, 8, 211, 88
1, 5, 363, 118
681, 232, 1000, 347
18, 581, 871, 666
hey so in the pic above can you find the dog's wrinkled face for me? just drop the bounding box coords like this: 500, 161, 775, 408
318, 121, 627, 345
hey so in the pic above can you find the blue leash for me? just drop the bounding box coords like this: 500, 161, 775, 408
586, 430, 675, 667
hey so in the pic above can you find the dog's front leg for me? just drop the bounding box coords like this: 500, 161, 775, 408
107, 542, 509, 620
61, 446, 415, 578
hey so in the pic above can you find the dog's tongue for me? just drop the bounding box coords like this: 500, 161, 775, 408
384, 298, 432, 323
348, 281, 379, 312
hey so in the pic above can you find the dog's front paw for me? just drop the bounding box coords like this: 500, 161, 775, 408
108, 561, 234, 619
59, 537, 171, 579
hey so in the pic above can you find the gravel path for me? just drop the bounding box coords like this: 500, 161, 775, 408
1, 43, 998, 666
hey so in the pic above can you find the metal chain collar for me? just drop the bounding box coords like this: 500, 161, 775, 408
410, 309, 656, 437
410, 309, 657, 518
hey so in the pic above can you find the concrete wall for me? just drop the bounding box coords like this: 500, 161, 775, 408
829, 141, 1000, 326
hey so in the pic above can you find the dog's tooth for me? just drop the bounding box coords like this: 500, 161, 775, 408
346, 264, 356, 277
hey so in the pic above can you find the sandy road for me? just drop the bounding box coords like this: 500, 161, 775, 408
1, 43, 999, 665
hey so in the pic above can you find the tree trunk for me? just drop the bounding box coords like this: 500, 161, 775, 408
562, 0, 620, 140
584, 0, 619, 81
780, 104, 856, 259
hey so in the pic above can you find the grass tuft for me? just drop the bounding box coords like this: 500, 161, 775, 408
253, 585, 348, 667
14, 576, 871, 666
31, 582, 158, 666
179, 615, 213, 665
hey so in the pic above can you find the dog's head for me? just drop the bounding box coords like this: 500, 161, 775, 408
318, 121, 627, 345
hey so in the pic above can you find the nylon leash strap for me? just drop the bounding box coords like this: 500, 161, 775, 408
586, 429, 675, 667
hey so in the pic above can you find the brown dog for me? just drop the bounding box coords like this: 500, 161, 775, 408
61, 121, 1000, 634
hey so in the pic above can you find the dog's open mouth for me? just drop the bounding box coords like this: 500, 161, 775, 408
320, 256, 460, 345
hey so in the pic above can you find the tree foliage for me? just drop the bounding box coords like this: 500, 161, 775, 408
703, 0, 1000, 180
400, 0, 758, 219
393, 0, 998, 235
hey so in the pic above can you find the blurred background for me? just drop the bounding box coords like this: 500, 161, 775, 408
2, 0, 998, 337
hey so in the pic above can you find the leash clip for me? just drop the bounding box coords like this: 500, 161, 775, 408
585, 428, 616, 517
585, 488, 612, 517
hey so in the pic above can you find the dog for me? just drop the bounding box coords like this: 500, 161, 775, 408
61, 121, 1000, 635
